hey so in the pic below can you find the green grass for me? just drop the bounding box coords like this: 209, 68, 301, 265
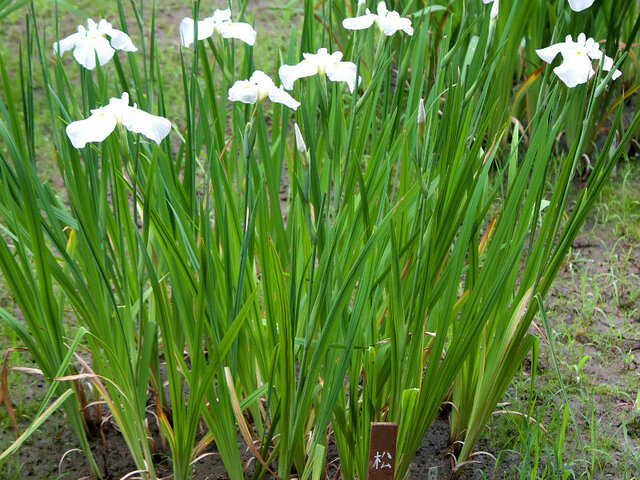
481, 172, 640, 479
594, 162, 640, 244
0, 396, 72, 480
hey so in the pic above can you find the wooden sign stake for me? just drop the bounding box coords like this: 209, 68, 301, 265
367, 422, 398, 480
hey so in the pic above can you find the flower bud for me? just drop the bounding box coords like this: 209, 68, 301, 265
294, 123, 307, 154
417, 98, 426, 136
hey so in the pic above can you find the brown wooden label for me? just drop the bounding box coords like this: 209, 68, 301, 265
367, 422, 398, 480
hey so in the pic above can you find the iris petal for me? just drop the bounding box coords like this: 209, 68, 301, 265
342, 13, 377, 30
219, 22, 257, 46
553, 55, 594, 87
326, 62, 360, 93
601, 55, 622, 80
378, 12, 413, 36
535, 43, 566, 64
212, 8, 232, 23
121, 108, 172, 144
228, 80, 259, 104
179, 17, 215, 47
567, 0, 596, 12
72, 38, 115, 70
53, 31, 83, 56
66, 112, 118, 149
108, 28, 138, 52
267, 87, 301, 110
93, 37, 118, 66
278, 60, 318, 90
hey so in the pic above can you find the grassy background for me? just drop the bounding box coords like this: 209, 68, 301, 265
0, 0, 303, 181
481, 161, 640, 480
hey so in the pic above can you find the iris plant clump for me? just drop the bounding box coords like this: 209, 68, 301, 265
0, 1, 637, 480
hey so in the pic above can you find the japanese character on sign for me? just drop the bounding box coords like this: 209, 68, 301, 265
373, 450, 393, 470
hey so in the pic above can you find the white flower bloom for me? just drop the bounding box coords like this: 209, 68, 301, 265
66, 93, 171, 149
228, 71, 300, 110
278, 48, 361, 93
179, 8, 256, 47
342, 1, 413, 36
482, 0, 499, 19
536, 33, 621, 88
568, 0, 596, 12
53, 18, 137, 70
294, 123, 307, 153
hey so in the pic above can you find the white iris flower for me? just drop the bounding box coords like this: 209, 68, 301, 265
536, 33, 621, 88
568, 0, 596, 11
66, 93, 171, 149
342, 1, 413, 36
179, 9, 256, 47
53, 19, 137, 70
228, 71, 300, 110
278, 48, 361, 93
